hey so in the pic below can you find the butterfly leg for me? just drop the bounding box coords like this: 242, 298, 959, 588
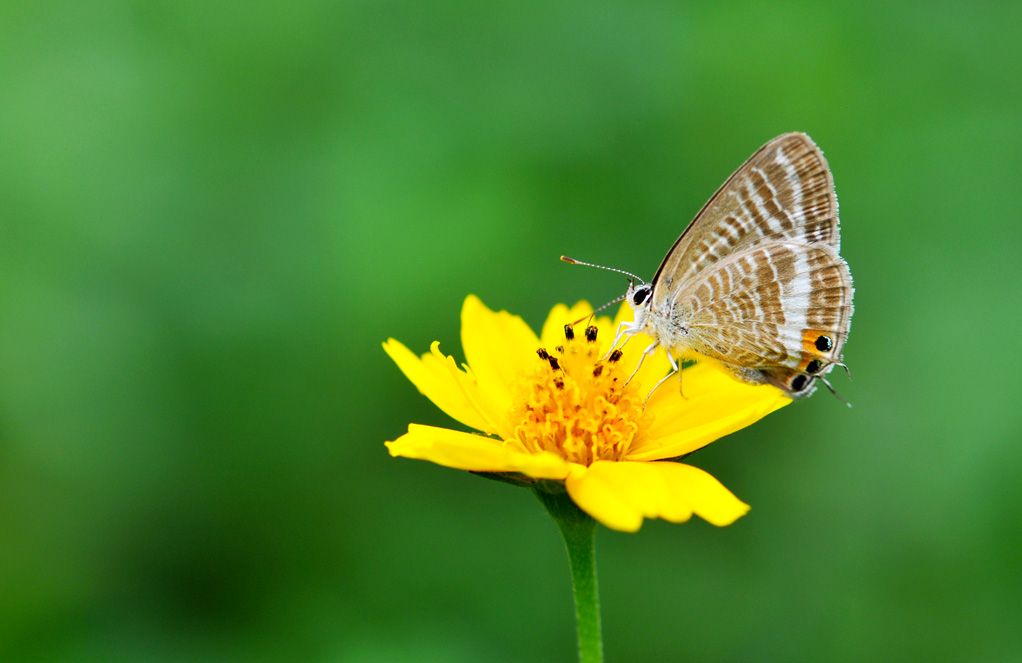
625, 340, 660, 386
674, 354, 686, 399
644, 352, 681, 406
604, 320, 642, 360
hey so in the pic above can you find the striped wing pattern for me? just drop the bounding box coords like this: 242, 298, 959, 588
681, 242, 852, 394
651, 132, 839, 306
647, 133, 853, 398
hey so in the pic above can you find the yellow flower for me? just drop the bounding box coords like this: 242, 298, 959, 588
384, 295, 791, 532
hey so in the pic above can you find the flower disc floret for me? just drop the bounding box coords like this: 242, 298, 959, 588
509, 327, 652, 466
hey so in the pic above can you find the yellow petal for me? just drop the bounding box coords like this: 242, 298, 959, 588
626, 362, 791, 461
383, 338, 494, 433
386, 424, 571, 479
460, 295, 539, 410
565, 460, 750, 532
428, 341, 514, 437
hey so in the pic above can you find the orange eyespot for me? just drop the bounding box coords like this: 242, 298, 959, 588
794, 352, 828, 376
802, 330, 835, 355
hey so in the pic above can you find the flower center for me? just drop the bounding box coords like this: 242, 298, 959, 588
507, 324, 652, 466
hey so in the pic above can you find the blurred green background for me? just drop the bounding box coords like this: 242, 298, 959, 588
2, 1, 1021, 661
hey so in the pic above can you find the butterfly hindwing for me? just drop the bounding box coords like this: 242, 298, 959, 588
674, 242, 852, 397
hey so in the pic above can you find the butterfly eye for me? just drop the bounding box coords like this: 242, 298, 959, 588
790, 374, 810, 392
632, 287, 650, 305
815, 335, 834, 352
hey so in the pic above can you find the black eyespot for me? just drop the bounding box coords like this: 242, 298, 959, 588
805, 359, 824, 374
790, 374, 809, 392
632, 287, 650, 305
585, 326, 598, 342
536, 348, 550, 360
609, 349, 623, 363
547, 356, 560, 370
815, 335, 833, 352
563, 324, 575, 340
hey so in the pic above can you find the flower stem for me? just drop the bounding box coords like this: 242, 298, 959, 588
535, 487, 603, 663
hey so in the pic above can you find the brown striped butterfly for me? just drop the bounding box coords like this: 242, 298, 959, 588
565, 133, 853, 401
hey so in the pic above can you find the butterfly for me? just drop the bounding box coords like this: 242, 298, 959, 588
569, 133, 853, 400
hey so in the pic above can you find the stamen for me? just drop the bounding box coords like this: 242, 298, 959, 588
509, 342, 651, 466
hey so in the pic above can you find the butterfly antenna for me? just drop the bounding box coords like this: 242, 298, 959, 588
569, 313, 597, 328
561, 256, 645, 284
819, 377, 852, 408
568, 296, 626, 326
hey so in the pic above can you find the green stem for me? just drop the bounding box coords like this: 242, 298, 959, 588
535, 487, 603, 663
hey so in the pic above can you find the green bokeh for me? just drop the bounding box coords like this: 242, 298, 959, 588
2, 2, 1020, 661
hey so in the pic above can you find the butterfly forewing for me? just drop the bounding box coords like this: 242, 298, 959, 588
651, 133, 839, 311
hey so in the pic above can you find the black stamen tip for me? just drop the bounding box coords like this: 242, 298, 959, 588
547, 356, 560, 370
609, 349, 623, 363
554, 378, 564, 389
563, 324, 575, 340
592, 365, 603, 377
536, 348, 550, 360
555, 346, 564, 354
585, 326, 598, 342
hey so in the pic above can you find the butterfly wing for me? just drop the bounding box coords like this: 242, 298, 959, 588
651, 133, 839, 311
674, 241, 853, 398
